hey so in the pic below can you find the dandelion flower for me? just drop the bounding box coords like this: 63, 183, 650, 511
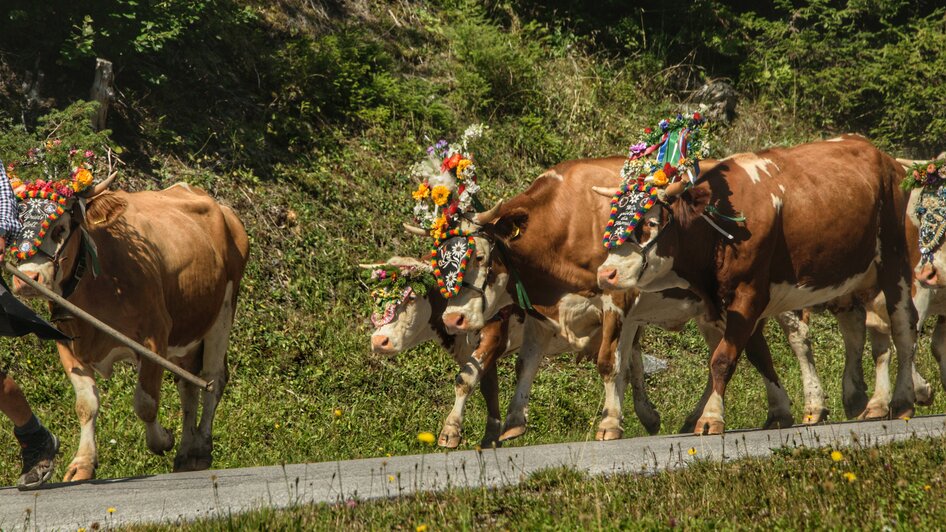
388, 475, 395, 482
416, 525, 429, 532
924, 484, 932, 491
334, 408, 343, 418
687, 447, 697, 456
843, 472, 856, 483
830, 450, 843, 462
431, 185, 450, 206
417, 431, 436, 444
107, 507, 116, 514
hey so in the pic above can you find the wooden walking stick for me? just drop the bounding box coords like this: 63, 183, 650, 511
4, 262, 214, 392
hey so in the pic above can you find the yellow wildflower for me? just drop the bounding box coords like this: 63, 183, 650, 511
687, 447, 697, 456
843, 472, 856, 483
431, 185, 450, 206
652, 169, 668, 187
333, 408, 343, 418
830, 450, 843, 462
388, 475, 395, 482
107, 507, 116, 514
417, 431, 436, 445
412, 182, 430, 200
416, 525, 429, 532
924, 484, 932, 491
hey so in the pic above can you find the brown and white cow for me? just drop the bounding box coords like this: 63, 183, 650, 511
430, 157, 831, 440
11, 180, 249, 480
596, 135, 919, 434
364, 256, 523, 448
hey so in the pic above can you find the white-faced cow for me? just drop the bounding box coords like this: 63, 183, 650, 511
431, 157, 832, 440
596, 135, 919, 434
364, 256, 524, 448
11, 178, 249, 480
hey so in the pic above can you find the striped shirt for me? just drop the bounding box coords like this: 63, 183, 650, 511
0, 161, 22, 243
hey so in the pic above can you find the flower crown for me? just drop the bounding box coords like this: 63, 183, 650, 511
902, 159, 946, 190
410, 124, 487, 240
364, 264, 437, 327
620, 111, 711, 188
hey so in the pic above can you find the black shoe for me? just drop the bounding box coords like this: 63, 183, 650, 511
17, 431, 60, 491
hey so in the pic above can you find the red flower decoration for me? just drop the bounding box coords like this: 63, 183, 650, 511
441, 153, 462, 172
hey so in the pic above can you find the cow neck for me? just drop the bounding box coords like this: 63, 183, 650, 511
663, 197, 725, 320
428, 291, 455, 351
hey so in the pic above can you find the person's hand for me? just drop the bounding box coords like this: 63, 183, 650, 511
0, 236, 6, 261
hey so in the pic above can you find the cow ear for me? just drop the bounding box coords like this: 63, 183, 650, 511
492, 208, 529, 241
676, 186, 712, 229
85, 192, 128, 228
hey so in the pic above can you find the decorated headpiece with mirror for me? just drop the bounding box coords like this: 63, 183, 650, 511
5, 141, 114, 261
603, 112, 711, 250
407, 125, 487, 298
902, 159, 946, 265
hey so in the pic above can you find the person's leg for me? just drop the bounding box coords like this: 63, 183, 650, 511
0, 371, 59, 490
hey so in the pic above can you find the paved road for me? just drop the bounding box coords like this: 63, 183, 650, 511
1, 416, 944, 530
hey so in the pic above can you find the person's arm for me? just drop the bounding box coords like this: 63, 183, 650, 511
0, 162, 22, 258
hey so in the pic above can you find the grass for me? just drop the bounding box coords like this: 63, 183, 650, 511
127, 434, 946, 530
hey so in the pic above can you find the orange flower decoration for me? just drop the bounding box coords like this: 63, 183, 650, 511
412, 182, 430, 200
441, 153, 461, 172
431, 185, 450, 206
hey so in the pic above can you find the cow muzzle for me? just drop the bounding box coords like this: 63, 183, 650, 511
597, 267, 622, 290
370, 334, 397, 354
443, 312, 470, 334
11, 270, 45, 297
917, 263, 943, 288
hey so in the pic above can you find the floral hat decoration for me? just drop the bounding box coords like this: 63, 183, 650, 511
408, 125, 487, 298
5, 141, 105, 261
603, 112, 712, 250
902, 159, 946, 265
363, 261, 437, 328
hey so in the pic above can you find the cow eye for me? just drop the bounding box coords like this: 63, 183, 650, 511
646, 219, 660, 228
476, 253, 486, 263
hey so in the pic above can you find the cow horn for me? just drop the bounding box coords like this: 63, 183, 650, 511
663, 180, 688, 198
402, 223, 428, 236
592, 186, 620, 198
358, 262, 385, 269
896, 157, 924, 169
474, 200, 504, 225
87, 171, 118, 197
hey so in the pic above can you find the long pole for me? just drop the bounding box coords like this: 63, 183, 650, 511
4, 263, 214, 392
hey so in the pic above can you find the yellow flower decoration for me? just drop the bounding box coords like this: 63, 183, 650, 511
830, 450, 843, 462
842, 472, 856, 483
456, 159, 472, 177
431, 214, 448, 238
75, 168, 94, 188
412, 182, 430, 200
431, 185, 450, 206
417, 431, 436, 445
652, 169, 668, 187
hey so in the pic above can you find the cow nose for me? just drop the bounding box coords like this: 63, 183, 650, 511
917, 264, 939, 287
598, 267, 619, 289
443, 312, 467, 332
371, 335, 393, 353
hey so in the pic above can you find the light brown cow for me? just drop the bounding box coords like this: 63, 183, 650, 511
597, 135, 919, 434
11, 181, 249, 480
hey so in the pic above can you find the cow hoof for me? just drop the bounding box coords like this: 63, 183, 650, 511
146, 426, 175, 456
857, 402, 889, 420
498, 425, 526, 442
890, 405, 915, 421
478, 436, 502, 449
694, 417, 725, 435
595, 427, 624, 441
63, 461, 96, 482
437, 429, 462, 449
638, 410, 661, 436
173, 453, 212, 472
842, 393, 870, 420
802, 407, 829, 424
763, 412, 794, 430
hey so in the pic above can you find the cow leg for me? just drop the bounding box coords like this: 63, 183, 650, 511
439, 368, 473, 449
774, 310, 828, 424
479, 365, 503, 448
596, 309, 636, 440
861, 324, 892, 419
627, 326, 661, 435
58, 342, 99, 481
499, 321, 550, 442
680, 318, 723, 433
174, 350, 202, 471
694, 290, 766, 435
930, 316, 946, 396
912, 292, 935, 405
835, 306, 869, 419
745, 324, 794, 429
881, 279, 918, 419
134, 357, 174, 456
